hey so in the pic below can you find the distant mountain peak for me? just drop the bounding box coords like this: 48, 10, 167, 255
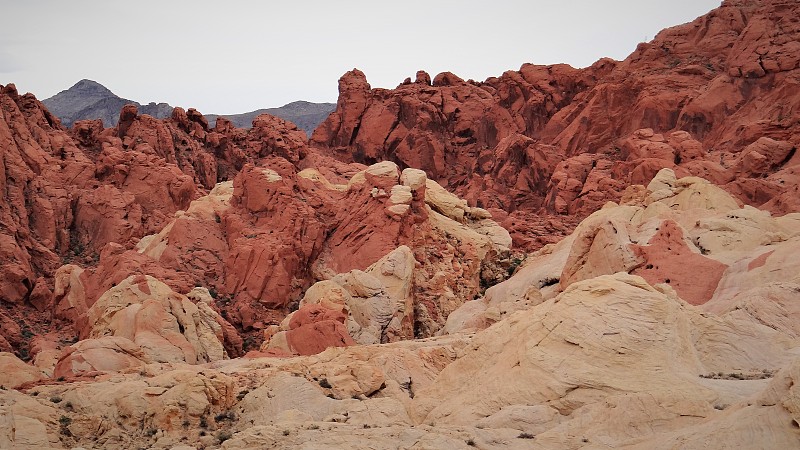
67, 79, 115, 96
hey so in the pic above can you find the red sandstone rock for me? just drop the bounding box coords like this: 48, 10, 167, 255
2, 0, 800, 367
311, 0, 800, 250
267, 304, 356, 356
631, 220, 728, 305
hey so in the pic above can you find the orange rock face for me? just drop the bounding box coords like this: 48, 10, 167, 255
283, 304, 356, 356
0, 79, 347, 359
631, 220, 728, 305
312, 0, 800, 250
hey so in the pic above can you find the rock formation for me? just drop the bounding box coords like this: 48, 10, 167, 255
312, 0, 800, 250
2, 168, 800, 449
132, 158, 509, 347
1, 0, 800, 448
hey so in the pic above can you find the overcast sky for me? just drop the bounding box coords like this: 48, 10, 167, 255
1, 0, 722, 115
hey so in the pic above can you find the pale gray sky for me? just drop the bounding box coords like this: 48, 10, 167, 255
1, 0, 721, 114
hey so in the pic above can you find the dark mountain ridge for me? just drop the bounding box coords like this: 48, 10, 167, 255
42, 79, 335, 136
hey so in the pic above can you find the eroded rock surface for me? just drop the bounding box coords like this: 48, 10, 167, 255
312, 0, 800, 250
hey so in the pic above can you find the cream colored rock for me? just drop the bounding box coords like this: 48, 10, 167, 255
361, 246, 415, 342
440, 299, 488, 335
469, 218, 512, 253
30, 335, 62, 377
364, 161, 400, 190
646, 168, 741, 213
475, 404, 564, 434
25, 367, 235, 448
426, 208, 497, 261
703, 238, 800, 350
300, 280, 352, 313
620, 358, 800, 449
237, 372, 341, 423
690, 207, 800, 264
0, 390, 62, 449
83, 275, 227, 364
186, 286, 214, 304
136, 181, 233, 259
477, 171, 800, 311
0, 353, 47, 388
297, 168, 348, 191
646, 166, 678, 193
219, 424, 530, 450
272, 246, 417, 346
444, 235, 575, 335
54, 336, 150, 378
414, 273, 798, 428
400, 167, 427, 191
559, 205, 643, 289
52, 263, 87, 323
185, 180, 233, 220
385, 203, 410, 217
219, 424, 530, 449
388, 185, 412, 205
260, 168, 282, 183
424, 179, 469, 222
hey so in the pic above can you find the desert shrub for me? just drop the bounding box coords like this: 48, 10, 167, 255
217, 430, 232, 443
539, 277, 560, 288
215, 410, 236, 422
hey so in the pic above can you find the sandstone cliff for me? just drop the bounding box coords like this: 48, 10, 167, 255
312, 0, 800, 250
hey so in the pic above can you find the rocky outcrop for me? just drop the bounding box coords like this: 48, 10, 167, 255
312, 0, 800, 250
3, 257, 800, 449
0, 353, 48, 388
0, 82, 342, 361
120, 159, 509, 348
2, 169, 800, 449
50, 275, 237, 377
262, 245, 417, 354
445, 168, 800, 333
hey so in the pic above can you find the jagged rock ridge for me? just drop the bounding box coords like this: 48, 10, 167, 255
205, 101, 336, 136
311, 0, 800, 250
42, 79, 335, 135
